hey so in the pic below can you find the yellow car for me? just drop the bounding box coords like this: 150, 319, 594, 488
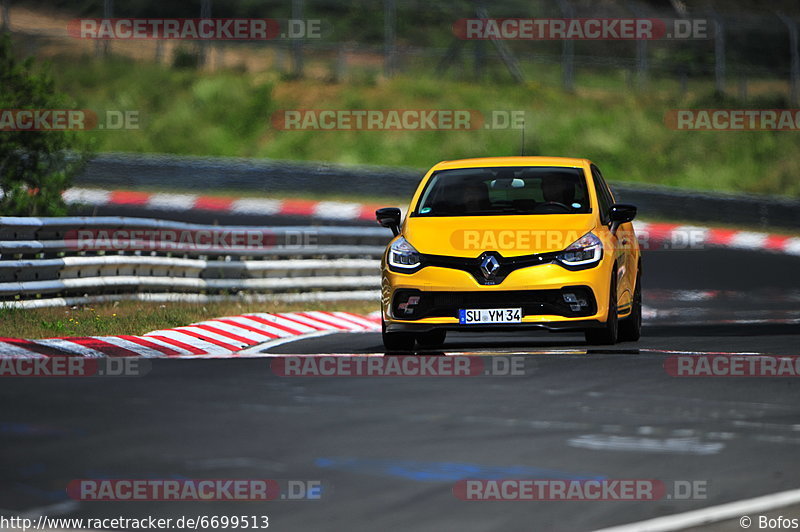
376, 156, 641, 350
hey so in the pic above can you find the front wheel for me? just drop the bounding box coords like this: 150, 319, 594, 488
585, 272, 618, 345
382, 318, 415, 352
416, 329, 447, 349
618, 267, 642, 342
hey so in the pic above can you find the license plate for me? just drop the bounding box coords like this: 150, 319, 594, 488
459, 308, 522, 324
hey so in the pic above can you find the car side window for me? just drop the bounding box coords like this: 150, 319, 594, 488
590, 165, 612, 224
598, 168, 616, 204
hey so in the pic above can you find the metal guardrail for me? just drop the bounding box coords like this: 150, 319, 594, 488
76, 153, 800, 230
0, 216, 388, 306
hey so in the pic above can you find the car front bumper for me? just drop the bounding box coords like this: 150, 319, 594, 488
381, 259, 614, 331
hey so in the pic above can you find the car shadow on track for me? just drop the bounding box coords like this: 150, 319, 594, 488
643, 322, 800, 337
381, 322, 800, 355
411, 332, 614, 352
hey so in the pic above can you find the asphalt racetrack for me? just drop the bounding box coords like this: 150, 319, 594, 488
2, 247, 800, 531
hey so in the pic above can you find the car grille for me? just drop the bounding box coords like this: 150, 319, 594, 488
392, 287, 596, 320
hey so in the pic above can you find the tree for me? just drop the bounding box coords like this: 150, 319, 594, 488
0, 33, 90, 216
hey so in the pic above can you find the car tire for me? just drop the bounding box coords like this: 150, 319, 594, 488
416, 329, 447, 349
585, 271, 618, 345
382, 318, 415, 352
618, 266, 642, 342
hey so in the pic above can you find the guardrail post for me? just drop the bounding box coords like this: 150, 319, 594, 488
291, 0, 304, 78
475, 5, 524, 84
713, 13, 726, 94
384, 0, 396, 78
472, 1, 485, 81
198, 0, 211, 67
556, 0, 575, 92
627, 2, 647, 89
777, 12, 799, 106
96, 0, 113, 57
1, 0, 9, 31
334, 44, 348, 82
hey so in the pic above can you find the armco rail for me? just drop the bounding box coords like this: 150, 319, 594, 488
0, 216, 387, 308
2, 215, 798, 309
77, 153, 800, 230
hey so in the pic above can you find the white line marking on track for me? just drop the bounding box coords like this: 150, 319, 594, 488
594, 487, 800, 532
19, 500, 81, 518
568, 434, 724, 455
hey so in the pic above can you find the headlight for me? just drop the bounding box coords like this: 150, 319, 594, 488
558, 232, 603, 266
388, 237, 422, 269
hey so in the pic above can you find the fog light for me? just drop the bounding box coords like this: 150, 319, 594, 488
563, 293, 577, 303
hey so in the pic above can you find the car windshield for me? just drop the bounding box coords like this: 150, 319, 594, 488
413, 166, 592, 216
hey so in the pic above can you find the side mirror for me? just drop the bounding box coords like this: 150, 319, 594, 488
376, 207, 401, 236
609, 203, 637, 224
609, 203, 637, 235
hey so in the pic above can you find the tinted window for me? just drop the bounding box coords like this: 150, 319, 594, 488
591, 165, 613, 224
414, 166, 591, 217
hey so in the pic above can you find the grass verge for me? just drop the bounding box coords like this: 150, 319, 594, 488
0, 300, 378, 339
45, 54, 800, 198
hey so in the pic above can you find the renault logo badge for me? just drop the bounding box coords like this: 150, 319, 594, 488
480, 254, 500, 279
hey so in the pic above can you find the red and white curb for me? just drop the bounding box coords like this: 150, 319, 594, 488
0, 311, 380, 358
63, 187, 800, 255
63, 187, 397, 222
633, 221, 800, 255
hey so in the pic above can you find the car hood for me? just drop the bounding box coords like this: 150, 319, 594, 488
403, 214, 597, 257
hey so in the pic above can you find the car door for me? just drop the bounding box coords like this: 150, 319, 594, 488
591, 165, 634, 312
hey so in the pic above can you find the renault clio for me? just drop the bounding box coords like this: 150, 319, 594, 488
376, 156, 641, 350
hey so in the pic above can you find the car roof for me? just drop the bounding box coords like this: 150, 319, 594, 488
431, 156, 592, 171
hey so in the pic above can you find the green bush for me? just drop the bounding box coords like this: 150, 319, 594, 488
0, 34, 90, 216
